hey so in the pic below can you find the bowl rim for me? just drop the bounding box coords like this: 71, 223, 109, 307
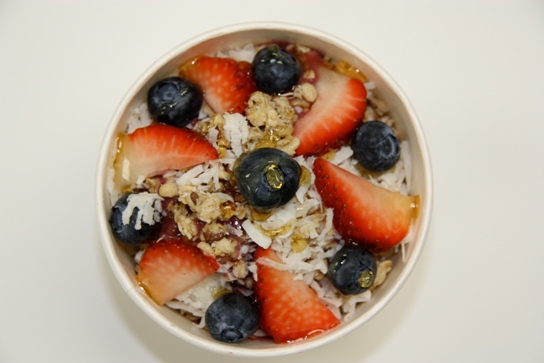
95, 21, 433, 357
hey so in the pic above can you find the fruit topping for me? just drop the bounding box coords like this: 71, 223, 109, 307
147, 77, 203, 128
313, 158, 418, 252
137, 236, 220, 305
328, 245, 377, 295
352, 121, 400, 172
254, 247, 340, 343
114, 124, 218, 187
181, 56, 256, 114
109, 192, 162, 246
205, 292, 259, 343
251, 44, 301, 94
292, 64, 367, 156
233, 148, 300, 211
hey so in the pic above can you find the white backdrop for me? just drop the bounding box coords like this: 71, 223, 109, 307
1, 1, 543, 362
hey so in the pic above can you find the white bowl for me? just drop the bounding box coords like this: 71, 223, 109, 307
95, 21, 432, 357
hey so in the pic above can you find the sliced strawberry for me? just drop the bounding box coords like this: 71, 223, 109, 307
113, 124, 218, 187
313, 158, 419, 252
137, 236, 219, 305
292, 65, 367, 156
254, 247, 340, 343
181, 56, 256, 114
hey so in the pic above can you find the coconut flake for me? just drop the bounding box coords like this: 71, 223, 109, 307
400, 140, 412, 191
364, 81, 375, 90
260, 200, 297, 231
329, 146, 353, 165
127, 103, 153, 133
176, 164, 204, 186
242, 220, 272, 249
223, 113, 248, 157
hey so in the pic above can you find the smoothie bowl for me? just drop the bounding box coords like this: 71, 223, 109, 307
96, 22, 432, 357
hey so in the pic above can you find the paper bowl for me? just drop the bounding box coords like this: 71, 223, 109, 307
96, 22, 432, 357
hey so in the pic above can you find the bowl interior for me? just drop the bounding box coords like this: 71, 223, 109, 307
96, 22, 432, 357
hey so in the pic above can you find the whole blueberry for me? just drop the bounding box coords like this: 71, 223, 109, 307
328, 245, 377, 295
352, 121, 400, 172
109, 193, 160, 246
205, 292, 259, 343
234, 148, 300, 211
252, 44, 301, 94
147, 77, 203, 128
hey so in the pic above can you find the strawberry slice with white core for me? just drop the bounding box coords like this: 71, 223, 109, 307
137, 236, 220, 306
181, 56, 256, 114
293, 66, 367, 156
254, 247, 340, 343
313, 157, 419, 252
114, 124, 218, 187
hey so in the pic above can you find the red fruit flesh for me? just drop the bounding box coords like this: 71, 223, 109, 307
137, 236, 219, 306
293, 66, 367, 156
113, 124, 218, 187
313, 158, 418, 252
181, 56, 256, 114
254, 248, 340, 343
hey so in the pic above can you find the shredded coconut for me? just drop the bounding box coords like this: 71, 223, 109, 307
223, 113, 248, 157
242, 220, 272, 249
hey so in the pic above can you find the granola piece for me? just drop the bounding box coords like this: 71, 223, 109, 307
246, 92, 271, 127
197, 241, 215, 257
194, 194, 224, 223
243, 276, 254, 289
271, 95, 297, 122
232, 260, 248, 279
373, 260, 393, 289
275, 135, 300, 156
303, 69, 315, 79
274, 123, 294, 139
198, 113, 231, 155
313, 270, 326, 281
142, 177, 161, 193
212, 237, 237, 257
367, 91, 389, 117
294, 83, 318, 103
210, 112, 226, 129
171, 204, 198, 240
290, 97, 310, 110
363, 103, 378, 122
202, 222, 228, 242
158, 182, 179, 198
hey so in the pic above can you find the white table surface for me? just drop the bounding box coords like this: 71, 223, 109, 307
1, 1, 543, 362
